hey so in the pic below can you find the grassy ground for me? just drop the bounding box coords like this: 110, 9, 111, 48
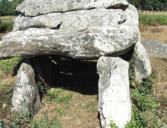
1, 12, 167, 128
139, 12, 167, 26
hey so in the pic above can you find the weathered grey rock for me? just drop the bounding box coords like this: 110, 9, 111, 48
11, 61, 41, 114
0, 25, 139, 60
13, 8, 126, 31
142, 40, 167, 58
97, 56, 131, 128
124, 4, 139, 25
133, 42, 152, 83
17, 0, 128, 16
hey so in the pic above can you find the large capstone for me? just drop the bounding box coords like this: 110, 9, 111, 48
0, 25, 138, 60
11, 61, 41, 114
13, 8, 126, 31
97, 56, 131, 128
16, 0, 129, 16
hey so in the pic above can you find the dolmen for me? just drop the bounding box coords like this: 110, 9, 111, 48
0, 0, 151, 128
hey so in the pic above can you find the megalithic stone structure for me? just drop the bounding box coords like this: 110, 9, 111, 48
0, 0, 151, 127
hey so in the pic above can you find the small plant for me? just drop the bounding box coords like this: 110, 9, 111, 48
10, 112, 31, 127
37, 81, 47, 94
0, 84, 4, 92
56, 109, 65, 116
110, 120, 118, 128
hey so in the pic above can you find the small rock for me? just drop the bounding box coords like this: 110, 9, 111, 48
142, 40, 167, 58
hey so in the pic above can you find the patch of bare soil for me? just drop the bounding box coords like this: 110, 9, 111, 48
150, 57, 167, 122
141, 25, 167, 44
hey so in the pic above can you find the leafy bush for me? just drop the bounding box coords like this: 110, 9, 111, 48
0, 0, 23, 16
126, 59, 163, 127
128, 0, 167, 11
0, 21, 13, 33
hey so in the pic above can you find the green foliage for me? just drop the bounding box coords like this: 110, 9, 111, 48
0, 84, 4, 91
0, 57, 21, 74
37, 82, 47, 94
0, 21, 13, 33
56, 109, 65, 116
128, 0, 167, 11
139, 13, 167, 26
0, 121, 5, 128
1, 113, 31, 128
126, 59, 163, 127
0, 0, 23, 16
32, 114, 62, 128
10, 112, 31, 127
110, 120, 119, 128
126, 105, 147, 128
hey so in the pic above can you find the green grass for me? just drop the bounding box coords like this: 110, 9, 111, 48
46, 88, 73, 104
0, 84, 4, 92
0, 21, 13, 33
139, 13, 167, 26
32, 114, 62, 128
0, 57, 21, 74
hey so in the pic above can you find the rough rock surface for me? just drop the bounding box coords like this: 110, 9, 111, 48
16, 0, 128, 16
13, 9, 126, 31
142, 40, 167, 58
97, 56, 131, 128
133, 42, 152, 83
0, 26, 138, 59
12, 61, 41, 114
124, 4, 138, 25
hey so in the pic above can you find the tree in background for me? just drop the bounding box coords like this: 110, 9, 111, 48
128, 0, 167, 11
0, 0, 22, 16
0, 0, 11, 16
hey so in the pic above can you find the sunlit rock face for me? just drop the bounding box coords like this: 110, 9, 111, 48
0, 0, 151, 127
12, 61, 41, 114
97, 57, 131, 128
0, 0, 140, 60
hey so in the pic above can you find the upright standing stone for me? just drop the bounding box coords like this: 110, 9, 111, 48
97, 56, 131, 128
12, 61, 41, 115
133, 41, 152, 83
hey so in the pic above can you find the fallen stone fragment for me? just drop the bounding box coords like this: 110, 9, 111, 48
11, 61, 41, 114
133, 41, 152, 83
97, 56, 131, 128
142, 40, 167, 58
0, 25, 138, 60
13, 8, 126, 31
17, 0, 128, 16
